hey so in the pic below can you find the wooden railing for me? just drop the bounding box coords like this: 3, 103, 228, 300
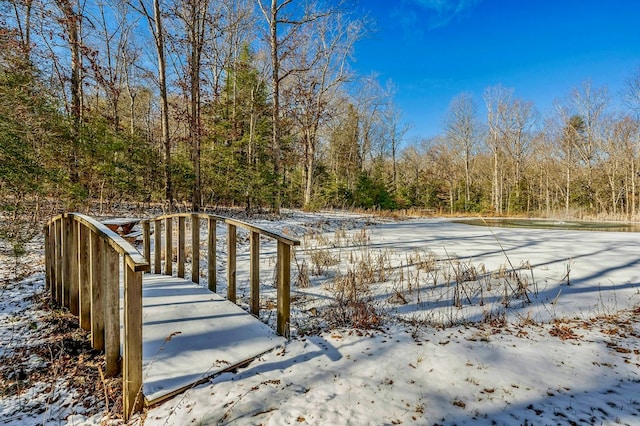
44, 212, 299, 420
44, 213, 149, 421
141, 213, 300, 337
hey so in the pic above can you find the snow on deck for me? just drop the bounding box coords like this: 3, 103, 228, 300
140, 274, 285, 404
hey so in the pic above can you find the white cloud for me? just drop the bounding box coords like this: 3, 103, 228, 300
412, 0, 481, 29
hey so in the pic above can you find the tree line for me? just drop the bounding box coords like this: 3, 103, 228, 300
421, 79, 640, 219
2, 0, 640, 222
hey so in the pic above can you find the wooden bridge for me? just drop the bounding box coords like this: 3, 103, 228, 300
44, 212, 299, 420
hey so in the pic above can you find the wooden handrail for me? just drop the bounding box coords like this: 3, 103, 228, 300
148, 213, 299, 247
44, 213, 149, 421
224, 217, 300, 247
69, 213, 148, 270
141, 213, 300, 336
44, 212, 299, 420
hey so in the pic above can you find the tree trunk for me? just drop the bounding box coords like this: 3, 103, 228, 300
493, 150, 499, 214
632, 158, 636, 218
303, 131, 315, 207
12, 0, 33, 56
464, 151, 470, 210
268, 0, 282, 214
128, 91, 136, 136
246, 86, 256, 210
152, 0, 172, 209
392, 133, 397, 194
56, 0, 83, 184
189, 0, 206, 212
565, 166, 570, 216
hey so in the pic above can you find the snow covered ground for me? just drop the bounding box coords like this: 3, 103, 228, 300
1, 211, 640, 425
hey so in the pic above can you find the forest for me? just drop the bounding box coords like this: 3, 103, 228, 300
3, 0, 640, 225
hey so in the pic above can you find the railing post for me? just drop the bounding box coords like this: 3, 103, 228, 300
54, 218, 62, 305
143, 221, 151, 267
123, 264, 143, 420
69, 217, 79, 315
73, 219, 81, 314
178, 216, 186, 278
227, 223, 236, 303
50, 222, 57, 296
62, 215, 71, 308
191, 215, 200, 283
154, 220, 161, 274
164, 217, 173, 275
250, 231, 260, 316
45, 222, 55, 300
208, 218, 216, 292
105, 248, 120, 376
50, 222, 58, 299
78, 225, 91, 330
90, 233, 105, 352
44, 224, 51, 292
276, 241, 291, 338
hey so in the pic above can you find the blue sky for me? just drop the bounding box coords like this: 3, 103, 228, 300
353, 0, 640, 141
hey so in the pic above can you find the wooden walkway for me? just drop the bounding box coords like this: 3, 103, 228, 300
140, 274, 285, 404
45, 212, 299, 420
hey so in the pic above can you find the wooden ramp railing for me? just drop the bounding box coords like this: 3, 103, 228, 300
141, 213, 300, 337
44, 212, 299, 421
44, 213, 149, 420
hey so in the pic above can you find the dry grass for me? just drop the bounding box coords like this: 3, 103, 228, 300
0, 294, 123, 422
295, 223, 544, 329
293, 254, 311, 288
323, 263, 381, 329
308, 248, 340, 276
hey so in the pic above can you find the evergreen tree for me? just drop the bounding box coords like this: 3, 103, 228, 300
0, 30, 68, 267
203, 44, 273, 209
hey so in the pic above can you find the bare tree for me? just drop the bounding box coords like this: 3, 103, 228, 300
553, 112, 584, 215
351, 75, 394, 170
623, 67, 640, 115
173, 0, 210, 211
285, 8, 364, 207
504, 98, 537, 210
567, 80, 609, 211
136, 0, 173, 207
424, 136, 459, 214
7, 0, 34, 57
121, 39, 143, 136
600, 115, 638, 216
86, 0, 135, 131
382, 100, 409, 195
54, 0, 84, 183
256, 0, 335, 212
623, 67, 640, 216
398, 143, 424, 205
444, 92, 477, 210
483, 85, 537, 213
484, 84, 513, 213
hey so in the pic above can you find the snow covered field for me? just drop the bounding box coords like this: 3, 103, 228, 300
1, 211, 639, 425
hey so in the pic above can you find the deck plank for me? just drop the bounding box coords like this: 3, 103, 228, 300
140, 274, 285, 404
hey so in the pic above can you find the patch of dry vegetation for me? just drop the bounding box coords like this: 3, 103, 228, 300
294, 224, 544, 331
0, 292, 123, 423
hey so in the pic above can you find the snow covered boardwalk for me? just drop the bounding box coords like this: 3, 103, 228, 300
45, 212, 298, 420
140, 273, 285, 404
